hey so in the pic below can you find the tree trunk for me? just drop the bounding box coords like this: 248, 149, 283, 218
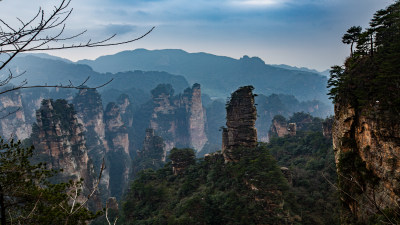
350, 42, 354, 57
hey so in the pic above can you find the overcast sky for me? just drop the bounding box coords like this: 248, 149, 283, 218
0, 0, 392, 71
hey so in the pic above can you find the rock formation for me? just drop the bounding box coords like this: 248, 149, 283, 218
222, 86, 257, 162
268, 115, 299, 140
105, 101, 130, 156
31, 99, 100, 209
104, 97, 132, 198
185, 84, 207, 152
149, 83, 208, 153
0, 90, 31, 140
333, 103, 400, 222
73, 89, 110, 198
268, 116, 289, 138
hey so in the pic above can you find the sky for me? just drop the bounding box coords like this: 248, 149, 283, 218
0, 0, 393, 71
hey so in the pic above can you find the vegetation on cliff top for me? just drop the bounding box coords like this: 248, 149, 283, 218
328, 1, 400, 116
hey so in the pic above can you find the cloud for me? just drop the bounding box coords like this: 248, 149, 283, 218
103, 24, 138, 35
0, 0, 391, 70
230, 0, 290, 7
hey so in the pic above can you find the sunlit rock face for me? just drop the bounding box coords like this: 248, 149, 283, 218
31, 99, 101, 210
222, 86, 257, 162
333, 102, 400, 222
149, 83, 208, 154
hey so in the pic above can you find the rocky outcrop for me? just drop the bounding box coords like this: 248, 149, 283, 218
104, 97, 132, 198
268, 115, 298, 140
105, 101, 130, 156
149, 83, 208, 153
31, 99, 100, 209
268, 116, 289, 138
185, 84, 207, 152
333, 102, 400, 222
73, 89, 110, 198
222, 86, 257, 162
0, 90, 31, 140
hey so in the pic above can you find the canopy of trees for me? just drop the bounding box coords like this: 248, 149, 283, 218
121, 146, 295, 224
328, 1, 400, 116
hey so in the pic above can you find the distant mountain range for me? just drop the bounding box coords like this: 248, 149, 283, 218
7, 54, 189, 107
10, 49, 332, 107
272, 64, 330, 77
77, 49, 330, 103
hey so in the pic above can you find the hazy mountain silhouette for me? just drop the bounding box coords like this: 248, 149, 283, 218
6, 55, 189, 102
78, 49, 329, 103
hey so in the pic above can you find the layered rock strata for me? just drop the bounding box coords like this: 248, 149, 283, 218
31, 99, 100, 209
104, 98, 132, 198
222, 86, 257, 162
73, 89, 110, 198
333, 102, 400, 222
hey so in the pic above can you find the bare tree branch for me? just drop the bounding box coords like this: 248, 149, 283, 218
0, 0, 154, 96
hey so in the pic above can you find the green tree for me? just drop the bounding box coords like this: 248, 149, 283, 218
327, 65, 345, 102
0, 138, 97, 224
342, 26, 362, 56
169, 148, 196, 175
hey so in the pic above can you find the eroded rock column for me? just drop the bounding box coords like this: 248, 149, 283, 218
222, 86, 257, 162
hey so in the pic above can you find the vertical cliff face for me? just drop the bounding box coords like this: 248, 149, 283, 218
333, 103, 400, 222
222, 86, 257, 162
104, 97, 132, 198
73, 89, 110, 197
0, 90, 31, 140
186, 84, 207, 151
105, 101, 130, 156
149, 83, 207, 153
73, 89, 107, 147
31, 99, 100, 209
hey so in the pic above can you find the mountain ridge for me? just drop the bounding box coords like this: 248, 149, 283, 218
77, 48, 330, 103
